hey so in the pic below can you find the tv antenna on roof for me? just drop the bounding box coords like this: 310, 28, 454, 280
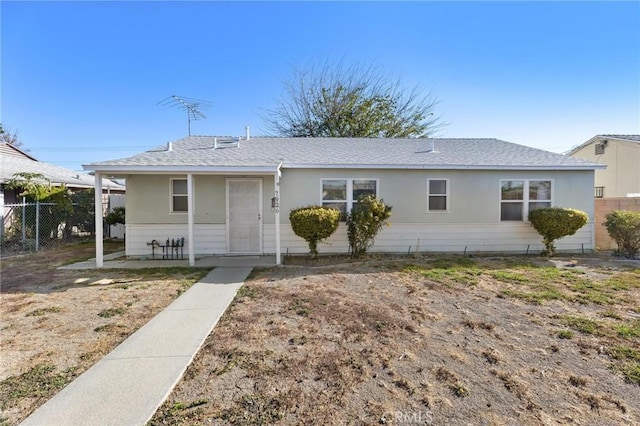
158, 95, 212, 136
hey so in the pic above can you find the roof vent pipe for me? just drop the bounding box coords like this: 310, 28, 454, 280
167, 142, 173, 151
245, 126, 250, 140
214, 137, 217, 149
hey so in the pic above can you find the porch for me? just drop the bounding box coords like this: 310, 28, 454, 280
92, 165, 283, 268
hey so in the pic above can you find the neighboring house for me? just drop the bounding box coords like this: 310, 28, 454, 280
568, 134, 640, 250
1, 142, 125, 238
1, 142, 125, 203
568, 134, 640, 198
85, 135, 603, 266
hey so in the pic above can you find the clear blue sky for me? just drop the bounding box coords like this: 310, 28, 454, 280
2, 1, 639, 172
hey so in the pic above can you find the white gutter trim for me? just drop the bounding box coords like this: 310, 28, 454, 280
83, 163, 605, 173
83, 165, 281, 174
282, 163, 607, 171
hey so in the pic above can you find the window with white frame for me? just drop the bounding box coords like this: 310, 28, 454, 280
322, 178, 378, 220
171, 179, 188, 213
500, 179, 552, 221
427, 179, 448, 212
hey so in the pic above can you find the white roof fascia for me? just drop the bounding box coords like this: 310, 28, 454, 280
566, 135, 602, 156
83, 165, 281, 175
282, 163, 606, 171
600, 135, 640, 143
567, 135, 640, 156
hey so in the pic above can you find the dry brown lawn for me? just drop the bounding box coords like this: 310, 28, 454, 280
150, 254, 640, 426
0, 241, 210, 425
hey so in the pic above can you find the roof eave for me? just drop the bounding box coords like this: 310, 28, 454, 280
567, 135, 640, 156
83, 164, 281, 174
283, 163, 606, 171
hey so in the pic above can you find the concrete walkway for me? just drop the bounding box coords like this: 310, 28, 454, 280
21, 267, 253, 426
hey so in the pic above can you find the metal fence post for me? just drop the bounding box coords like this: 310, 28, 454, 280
0, 194, 4, 240
35, 200, 40, 251
21, 197, 26, 246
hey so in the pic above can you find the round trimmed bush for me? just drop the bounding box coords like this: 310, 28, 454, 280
290, 206, 340, 258
528, 207, 588, 257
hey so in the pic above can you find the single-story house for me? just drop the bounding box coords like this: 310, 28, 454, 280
84, 134, 605, 266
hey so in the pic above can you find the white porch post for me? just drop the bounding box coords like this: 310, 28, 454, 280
187, 173, 195, 266
274, 169, 281, 265
94, 173, 104, 267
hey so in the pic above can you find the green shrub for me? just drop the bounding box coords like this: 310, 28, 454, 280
347, 194, 392, 256
6, 172, 74, 242
105, 207, 126, 226
289, 206, 340, 258
67, 189, 95, 237
604, 210, 640, 258
528, 207, 588, 257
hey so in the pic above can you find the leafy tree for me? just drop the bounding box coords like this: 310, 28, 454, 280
5, 173, 73, 241
347, 195, 392, 256
6, 173, 71, 205
264, 62, 442, 138
604, 210, 640, 258
528, 207, 588, 257
289, 206, 340, 258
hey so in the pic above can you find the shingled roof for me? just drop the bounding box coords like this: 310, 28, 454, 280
85, 137, 604, 172
1, 143, 124, 190
596, 135, 640, 143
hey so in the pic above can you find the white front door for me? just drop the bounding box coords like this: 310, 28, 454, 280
227, 179, 262, 254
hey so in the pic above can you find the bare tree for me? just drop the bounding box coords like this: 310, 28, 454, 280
0, 123, 24, 148
264, 62, 443, 138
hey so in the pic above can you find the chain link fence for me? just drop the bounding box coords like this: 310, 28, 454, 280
1, 199, 97, 254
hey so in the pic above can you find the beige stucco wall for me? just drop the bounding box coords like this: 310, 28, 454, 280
125, 174, 275, 225
279, 168, 595, 223
123, 168, 596, 256
126, 169, 595, 225
571, 139, 640, 198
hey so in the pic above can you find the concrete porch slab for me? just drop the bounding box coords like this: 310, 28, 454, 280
58, 253, 277, 269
